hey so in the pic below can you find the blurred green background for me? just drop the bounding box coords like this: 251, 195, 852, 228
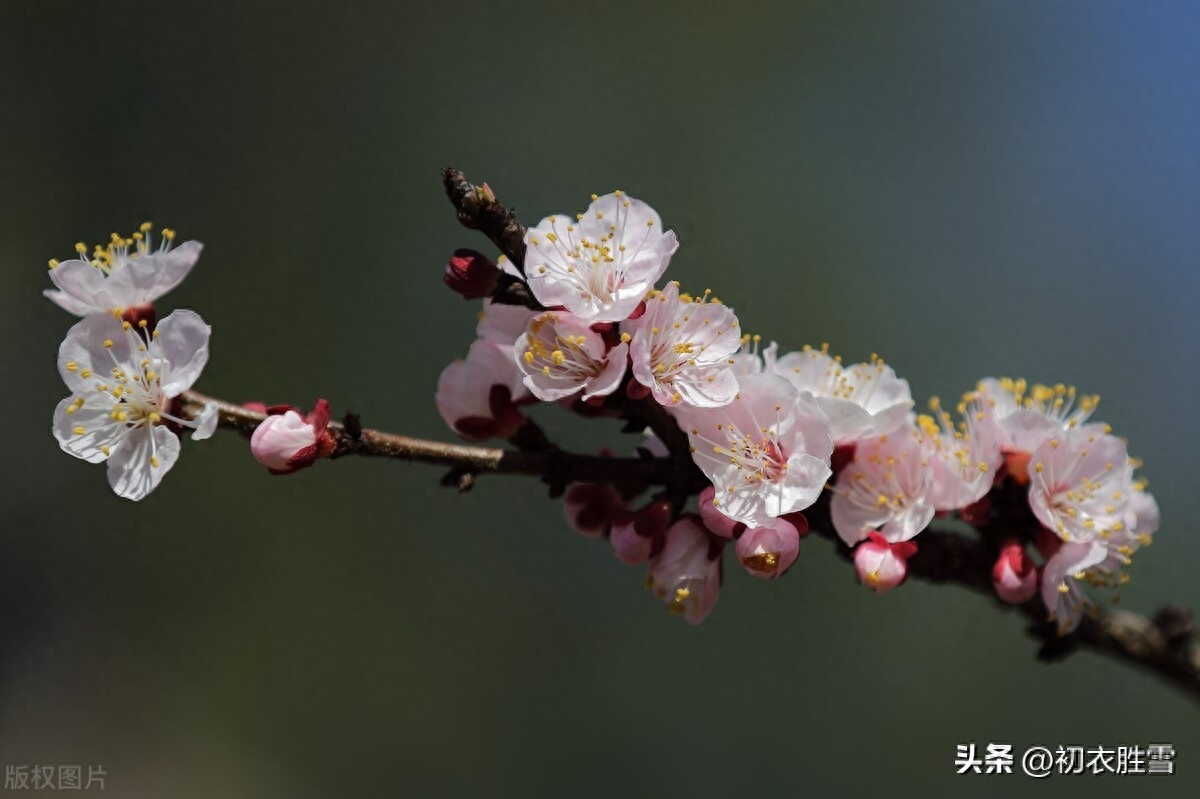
2, 1, 1198, 796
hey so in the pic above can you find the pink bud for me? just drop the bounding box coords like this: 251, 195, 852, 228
443, 248, 500, 300
563, 482, 626, 539
698, 485, 746, 539
647, 515, 723, 624
250, 399, 336, 475
610, 501, 674, 564
736, 518, 802, 579
853, 532, 917, 593
992, 540, 1038, 604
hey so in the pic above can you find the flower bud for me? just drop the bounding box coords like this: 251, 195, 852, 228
647, 515, 723, 624
736, 517, 802, 579
993, 540, 1038, 604
610, 500, 674, 564
563, 482, 625, 539
443, 248, 500, 300
853, 532, 917, 593
250, 399, 336, 475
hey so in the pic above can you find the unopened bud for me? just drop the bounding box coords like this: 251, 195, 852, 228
992, 539, 1038, 604
443, 248, 500, 300
853, 532, 917, 593
250, 399, 336, 475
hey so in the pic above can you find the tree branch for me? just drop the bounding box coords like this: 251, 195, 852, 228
176, 391, 672, 488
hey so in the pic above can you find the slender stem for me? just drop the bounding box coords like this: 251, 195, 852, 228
177, 391, 673, 487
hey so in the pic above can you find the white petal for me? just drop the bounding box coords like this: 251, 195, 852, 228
53, 395, 125, 463
191, 401, 219, 440
831, 493, 891, 546
106, 425, 181, 501
58, 314, 130, 393
155, 309, 211, 396
46, 259, 118, 313
105, 241, 202, 306
582, 342, 629, 400
44, 288, 104, 316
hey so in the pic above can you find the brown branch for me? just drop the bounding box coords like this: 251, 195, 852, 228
176, 391, 673, 488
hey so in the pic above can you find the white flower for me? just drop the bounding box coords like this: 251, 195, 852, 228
975, 377, 1100, 455
1027, 425, 1130, 544
523, 191, 679, 322
53, 310, 218, 500
44, 224, 201, 317
772, 345, 912, 444
624, 282, 740, 408
918, 394, 1002, 512
677, 373, 833, 528
514, 311, 628, 402
830, 422, 935, 546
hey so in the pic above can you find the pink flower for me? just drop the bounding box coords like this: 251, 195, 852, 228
436, 339, 527, 441
515, 311, 628, 401
443, 249, 500, 300
830, 422, 935, 547
647, 516, 723, 624
853, 533, 917, 593
772, 345, 912, 444
992, 540, 1038, 604
1027, 425, 1129, 544
919, 394, 1002, 512
974, 377, 1100, 462
676, 373, 833, 529
624, 282, 740, 408
735, 516, 804, 579
524, 191, 679, 322
250, 399, 336, 474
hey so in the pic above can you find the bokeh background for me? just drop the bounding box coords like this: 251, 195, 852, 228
2, 1, 1198, 796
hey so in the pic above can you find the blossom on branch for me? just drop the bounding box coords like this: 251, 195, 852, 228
624, 281, 740, 408
524, 191, 679, 322
514, 311, 628, 401
772, 345, 913, 444
678, 374, 833, 528
44, 223, 201, 318
974, 377, 1100, 481
830, 422, 935, 547
52, 310, 217, 501
918, 394, 1002, 512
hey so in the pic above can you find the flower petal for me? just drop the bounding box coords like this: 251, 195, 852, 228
106, 425, 181, 501
106, 241, 202, 306
155, 309, 211, 397
53, 395, 125, 464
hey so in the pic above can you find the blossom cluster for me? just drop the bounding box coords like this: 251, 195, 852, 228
436, 191, 1158, 632
45, 225, 219, 500
44, 224, 340, 500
